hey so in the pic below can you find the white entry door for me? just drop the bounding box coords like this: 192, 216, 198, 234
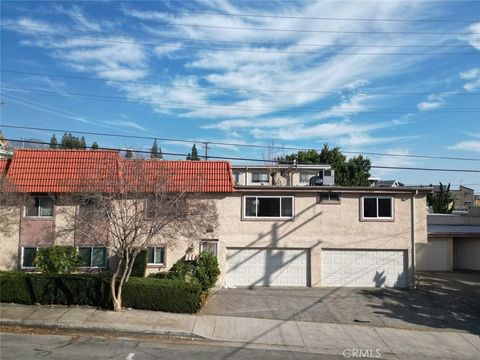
226, 248, 308, 287
322, 249, 408, 288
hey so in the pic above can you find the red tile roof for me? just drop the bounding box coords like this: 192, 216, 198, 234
123, 159, 235, 193
0, 159, 8, 173
2, 149, 234, 193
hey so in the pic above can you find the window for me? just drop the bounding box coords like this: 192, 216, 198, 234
25, 196, 54, 217
244, 196, 294, 218
147, 246, 165, 265
324, 170, 332, 177
362, 197, 393, 219
200, 240, 218, 256
252, 173, 269, 183
317, 192, 341, 203
300, 173, 314, 183
78, 247, 107, 267
234, 172, 240, 185
22, 247, 37, 268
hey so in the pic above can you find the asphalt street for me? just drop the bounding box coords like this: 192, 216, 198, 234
0, 332, 342, 360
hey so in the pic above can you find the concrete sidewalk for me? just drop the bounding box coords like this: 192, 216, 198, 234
1, 303, 479, 359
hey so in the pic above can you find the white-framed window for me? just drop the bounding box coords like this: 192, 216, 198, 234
21, 247, 38, 269
317, 192, 341, 203
233, 172, 241, 185
78, 247, 107, 268
251, 173, 269, 183
147, 246, 165, 265
200, 240, 218, 256
361, 196, 393, 219
244, 196, 294, 219
299, 173, 315, 183
24, 196, 54, 217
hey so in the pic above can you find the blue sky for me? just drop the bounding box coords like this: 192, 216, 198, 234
1, 0, 479, 190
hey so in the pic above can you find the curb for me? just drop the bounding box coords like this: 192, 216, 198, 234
0, 319, 205, 340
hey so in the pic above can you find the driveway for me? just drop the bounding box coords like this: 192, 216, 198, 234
201, 271, 480, 334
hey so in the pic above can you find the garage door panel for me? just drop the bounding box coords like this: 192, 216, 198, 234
227, 248, 308, 287
322, 250, 407, 288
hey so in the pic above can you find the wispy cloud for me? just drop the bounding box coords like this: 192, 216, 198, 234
460, 68, 480, 92
447, 141, 480, 153
417, 93, 445, 111
103, 120, 147, 132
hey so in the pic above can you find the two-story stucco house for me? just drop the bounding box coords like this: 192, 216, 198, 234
0, 150, 431, 288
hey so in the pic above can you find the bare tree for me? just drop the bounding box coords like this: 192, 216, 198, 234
58, 158, 218, 311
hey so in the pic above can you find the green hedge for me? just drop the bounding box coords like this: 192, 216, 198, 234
0, 272, 110, 307
123, 277, 201, 313
0, 271, 201, 313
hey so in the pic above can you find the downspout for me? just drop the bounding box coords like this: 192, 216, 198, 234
411, 190, 418, 289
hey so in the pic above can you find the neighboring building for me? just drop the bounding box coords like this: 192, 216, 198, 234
451, 185, 475, 211
474, 194, 480, 207
0, 133, 13, 159
0, 150, 431, 288
416, 207, 480, 271
231, 164, 332, 187
368, 178, 404, 187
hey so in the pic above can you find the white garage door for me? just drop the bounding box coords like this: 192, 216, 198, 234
454, 239, 480, 271
416, 239, 450, 271
322, 250, 408, 288
226, 248, 308, 287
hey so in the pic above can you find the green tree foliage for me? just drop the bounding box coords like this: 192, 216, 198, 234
282, 144, 371, 186
167, 252, 220, 291
91, 141, 99, 150
150, 139, 163, 159
194, 252, 220, 291
188, 144, 200, 160
60, 132, 87, 149
49, 134, 59, 149
33, 246, 84, 274
427, 182, 455, 214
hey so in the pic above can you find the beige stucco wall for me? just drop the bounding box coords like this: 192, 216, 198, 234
54, 205, 76, 246
211, 192, 427, 287
416, 237, 453, 271
0, 206, 20, 270
1, 191, 428, 288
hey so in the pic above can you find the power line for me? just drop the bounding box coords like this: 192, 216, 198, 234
2, 7, 478, 35
4, 25, 477, 56
1, 10, 477, 48
3, 3, 479, 23
2, 124, 480, 163
2, 69, 479, 97
3, 87, 479, 114
3, 137, 480, 173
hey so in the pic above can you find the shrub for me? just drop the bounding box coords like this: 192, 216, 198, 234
194, 252, 220, 291
167, 258, 197, 284
167, 252, 220, 291
147, 272, 168, 279
123, 277, 201, 313
130, 250, 147, 277
0, 272, 201, 313
34, 246, 84, 274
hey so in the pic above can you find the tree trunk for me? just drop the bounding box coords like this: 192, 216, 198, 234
111, 275, 122, 311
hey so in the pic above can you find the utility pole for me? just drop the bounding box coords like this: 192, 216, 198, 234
202, 141, 210, 160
